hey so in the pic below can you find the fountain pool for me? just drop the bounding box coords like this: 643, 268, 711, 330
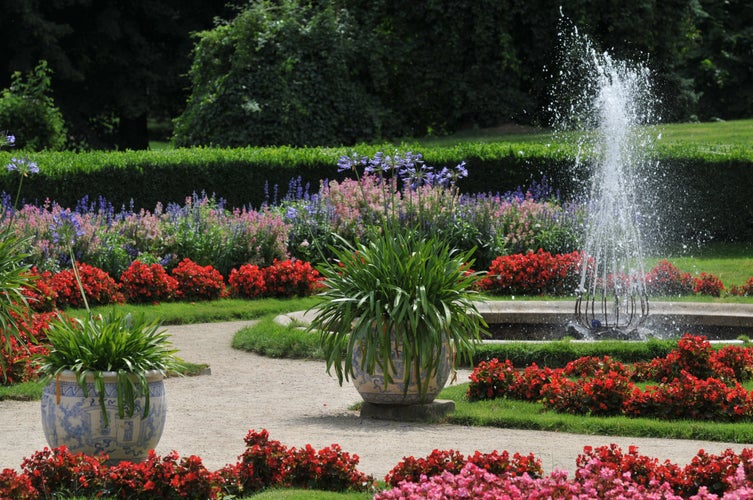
480, 301, 753, 342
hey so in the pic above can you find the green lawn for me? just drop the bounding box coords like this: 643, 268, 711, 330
151, 119, 753, 152
650, 119, 753, 147
646, 241, 753, 288
398, 118, 753, 150
441, 384, 753, 444
70, 296, 322, 326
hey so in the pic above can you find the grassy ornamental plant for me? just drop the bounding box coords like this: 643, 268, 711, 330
0, 134, 40, 380
311, 228, 487, 400
0, 228, 35, 368
37, 311, 180, 426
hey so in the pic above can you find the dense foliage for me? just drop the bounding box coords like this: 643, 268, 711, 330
4, 436, 753, 498
173, 1, 380, 147
468, 334, 753, 422
2, 1, 751, 148
0, 0, 237, 149
0, 61, 66, 151
176, 0, 749, 146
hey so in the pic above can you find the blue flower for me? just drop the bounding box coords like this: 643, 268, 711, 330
6, 156, 39, 176
454, 161, 468, 179
285, 206, 298, 221
365, 151, 387, 174
4, 134, 15, 147
338, 153, 368, 173
51, 211, 85, 247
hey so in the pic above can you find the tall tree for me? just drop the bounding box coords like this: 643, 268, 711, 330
557, 0, 699, 122
174, 0, 382, 147
689, 0, 753, 120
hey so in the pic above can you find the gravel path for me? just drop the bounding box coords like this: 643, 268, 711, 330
1, 319, 750, 479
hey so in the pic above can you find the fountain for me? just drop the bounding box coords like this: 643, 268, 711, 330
470, 27, 753, 343
548, 26, 656, 340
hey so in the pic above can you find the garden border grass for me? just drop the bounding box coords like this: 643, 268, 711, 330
440, 384, 753, 444
231, 315, 323, 359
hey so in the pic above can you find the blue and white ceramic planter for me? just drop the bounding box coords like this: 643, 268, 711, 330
41, 370, 166, 463
351, 338, 452, 405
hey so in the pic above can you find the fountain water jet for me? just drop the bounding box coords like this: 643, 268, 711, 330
551, 28, 657, 340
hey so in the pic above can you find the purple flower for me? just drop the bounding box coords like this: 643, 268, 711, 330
338, 153, 368, 173
285, 206, 299, 221
6, 156, 39, 176
4, 134, 15, 147
365, 152, 387, 174
454, 161, 468, 179
401, 164, 432, 190
50, 211, 85, 247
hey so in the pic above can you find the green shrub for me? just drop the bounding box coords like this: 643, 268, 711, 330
471, 338, 678, 368
173, 1, 382, 147
0, 61, 67, 151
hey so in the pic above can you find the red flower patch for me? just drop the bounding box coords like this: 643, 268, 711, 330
170, 258, 227, 301
478, 249, 581, 296
49, 263, 124, 308
120, 260, 179, 303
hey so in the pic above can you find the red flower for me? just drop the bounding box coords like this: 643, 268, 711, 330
120, 260, 179, 303
693, 272, 725, 297
479, 250, 581, 296
49, 263, 124, 308
171, 258, 227, 301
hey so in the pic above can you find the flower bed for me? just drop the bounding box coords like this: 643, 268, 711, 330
0, 257, 324, 386
468, 334, 753, 422
2, 432, 753, 498
0, 149, 746, 297
20, 257, 323, 311
0, 430, 372, 499
22, 246, 738, 317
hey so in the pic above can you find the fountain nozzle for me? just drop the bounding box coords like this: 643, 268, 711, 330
573, 289, 649, 340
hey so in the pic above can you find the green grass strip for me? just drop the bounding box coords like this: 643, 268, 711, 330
441, 384, 753, 443
232, 315, 323, 359
250, 489, 374, 499
0, 380, 44, 401
75, 297, 321, 326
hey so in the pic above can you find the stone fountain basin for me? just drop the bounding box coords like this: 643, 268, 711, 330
478, 300, 753, 341
280, 301, 753, 342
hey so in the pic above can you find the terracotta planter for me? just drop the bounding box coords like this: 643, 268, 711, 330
351, 338, 452, 405
40, 370, 166, 463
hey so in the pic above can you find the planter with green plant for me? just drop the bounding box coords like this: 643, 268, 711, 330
38, 311, 179, 462
35, 208, 181, 463
308, 152, 487, 406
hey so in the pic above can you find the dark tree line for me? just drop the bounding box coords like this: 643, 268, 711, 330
1, 0, 751, 149
0, 0, 240, 149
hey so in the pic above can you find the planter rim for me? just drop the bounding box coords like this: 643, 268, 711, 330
51, 369, 165, 381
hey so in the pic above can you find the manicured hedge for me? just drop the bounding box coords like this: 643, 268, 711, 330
1, 142, 752, 240
471, 338, 679, 368
0, 143, 576, 210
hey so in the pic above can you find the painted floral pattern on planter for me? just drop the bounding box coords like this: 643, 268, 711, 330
40, 370, 166, 463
